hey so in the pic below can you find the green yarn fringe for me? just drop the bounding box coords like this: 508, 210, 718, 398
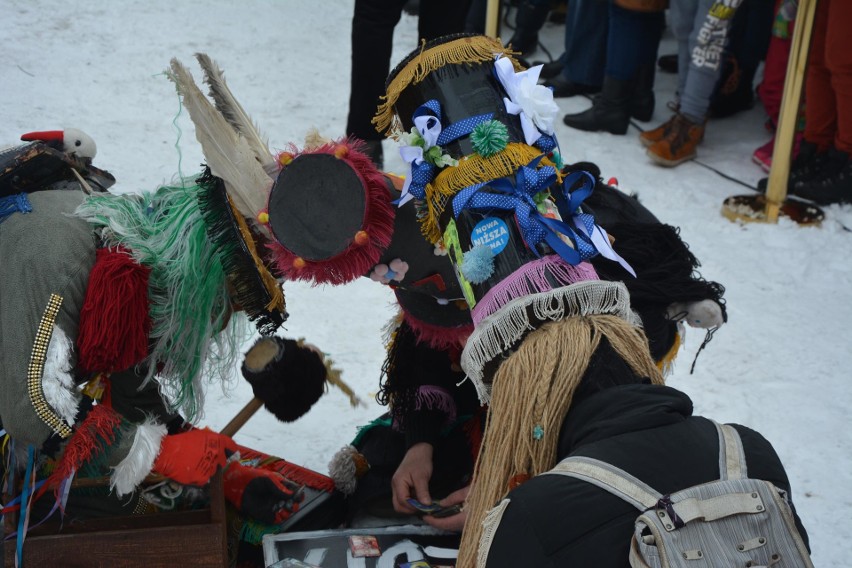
75, 176, 249, 421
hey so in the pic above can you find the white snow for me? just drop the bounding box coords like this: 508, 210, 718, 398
2, 2, 850, 565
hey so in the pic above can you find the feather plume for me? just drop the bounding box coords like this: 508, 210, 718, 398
194, 53, 278, 177
167, 58, 272, 238
110, 417, 168, 497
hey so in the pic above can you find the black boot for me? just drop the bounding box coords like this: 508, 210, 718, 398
792, 148, 852, 205
630, 64, 656, 122
506, 1, 551, 58
562, 76, 632, 135
757, 141, 828, 194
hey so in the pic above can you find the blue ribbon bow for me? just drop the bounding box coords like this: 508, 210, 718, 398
451, 156, 596, 266
413, 99, 495, 148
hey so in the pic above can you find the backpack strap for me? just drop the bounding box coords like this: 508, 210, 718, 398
714, 420, 748, 481
545, 455, 661, 512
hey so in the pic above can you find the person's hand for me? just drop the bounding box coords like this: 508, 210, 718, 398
391, 442, 434, 514
152, 427, 237, 486
424, 484, 469, 532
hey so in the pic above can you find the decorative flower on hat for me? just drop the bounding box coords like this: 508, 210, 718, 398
396, 112, 457, 207
369, 259, 410, 284
494, 56, 559, 146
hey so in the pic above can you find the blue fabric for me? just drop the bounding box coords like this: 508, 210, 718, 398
451, 157, 601, 266
560, 0, 609, 86
605, 3, 665, 81
0, 193, 33, 224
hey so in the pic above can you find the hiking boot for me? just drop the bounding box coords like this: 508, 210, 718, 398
639, 112, 678, 148
646, 113, 704, 167
790, 148, 852, 205
756, 140, 828, 194
562, 76, 631, 135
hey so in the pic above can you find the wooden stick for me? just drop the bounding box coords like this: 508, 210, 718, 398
765, 0, 818, 221
485, 0, 500, 39
219, 397, 264, 438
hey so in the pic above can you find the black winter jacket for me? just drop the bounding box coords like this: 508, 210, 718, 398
484, 384, 809, 567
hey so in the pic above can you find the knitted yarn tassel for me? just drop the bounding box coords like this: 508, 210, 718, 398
77, 246, 151, 372
457, 316, 664, 568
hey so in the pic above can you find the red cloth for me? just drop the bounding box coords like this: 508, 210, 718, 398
805, 0, 852, 153
152, 428, 237, 486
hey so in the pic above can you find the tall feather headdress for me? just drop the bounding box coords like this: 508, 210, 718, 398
167, 57, 273, 239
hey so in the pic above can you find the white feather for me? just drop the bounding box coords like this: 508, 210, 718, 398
167, 58, 273, 238
110, 417, 168, 497
42, 325, 81, 426
195, 53, 277, 177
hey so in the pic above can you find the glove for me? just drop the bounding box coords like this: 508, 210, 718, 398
223, 461, 305, 525
152, 427, 237, 486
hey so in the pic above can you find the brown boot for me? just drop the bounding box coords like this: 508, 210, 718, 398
646, 113, 705, 167
639, 114, 677, 147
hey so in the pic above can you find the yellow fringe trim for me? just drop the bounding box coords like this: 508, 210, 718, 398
656, 329, 682, 376
420, 143, 563, 243
373, 35, 522, 136
27, 294, 73, 438
231, 197, 286, 314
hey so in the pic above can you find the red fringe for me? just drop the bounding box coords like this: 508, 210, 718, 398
78, 246, 151, 372
403, 311, 473, 351
267, 138, 395, 285
272, 461, 336, 494
44, 404, 122, 497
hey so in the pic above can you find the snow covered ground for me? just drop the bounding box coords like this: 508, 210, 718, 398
2, 2, 851, 565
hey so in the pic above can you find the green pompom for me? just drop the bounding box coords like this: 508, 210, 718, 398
471, 120, 509, 158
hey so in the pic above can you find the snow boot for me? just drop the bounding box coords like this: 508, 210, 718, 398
646, 113, 705, 167
562, 76, 632, 135
756, 140, 829, 194
791, 148, 852, 205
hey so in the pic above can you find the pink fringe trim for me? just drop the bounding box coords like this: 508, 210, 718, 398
414, 385, 457, 425
471, 256, 599, 325
267, 138, 395, 285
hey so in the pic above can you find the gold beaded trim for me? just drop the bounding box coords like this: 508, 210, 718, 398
27, 293, 73, 438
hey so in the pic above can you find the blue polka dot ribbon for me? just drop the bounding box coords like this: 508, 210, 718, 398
396, 159, 435, 203
451, 155, 598, 266
555, 170, 637, 276
413, 100, 495, 148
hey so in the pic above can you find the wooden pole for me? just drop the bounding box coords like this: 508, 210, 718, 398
764, 0, 818, 221
485, 0, 500, 39
219, 397, 264, 438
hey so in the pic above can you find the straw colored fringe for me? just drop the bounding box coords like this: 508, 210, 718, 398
461, 280, 638, 404
457, 316, 664, 568
373, 35, 520, 136
421, 144, 562, 243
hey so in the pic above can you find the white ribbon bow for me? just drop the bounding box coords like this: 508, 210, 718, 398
494, 56, 559, 146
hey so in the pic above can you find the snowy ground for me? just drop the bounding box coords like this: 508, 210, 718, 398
2, 2, 851, 566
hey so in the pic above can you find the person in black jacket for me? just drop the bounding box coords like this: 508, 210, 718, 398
480, 337, 810, 567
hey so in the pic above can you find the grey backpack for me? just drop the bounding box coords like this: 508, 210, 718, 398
545, 421, 813, 567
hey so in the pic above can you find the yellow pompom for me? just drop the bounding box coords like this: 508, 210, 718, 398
293, 257, 306, 269
279, 152, 294, 166
257, 211, 270, 224
334, 145, 349, 159
354, 230, 369, 245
